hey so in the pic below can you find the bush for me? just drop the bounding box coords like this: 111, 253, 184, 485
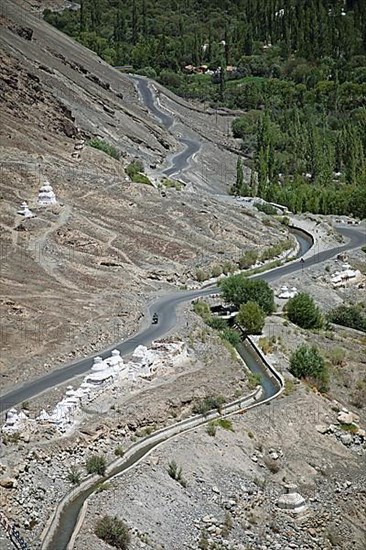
211, 264, 223, 278
286, 293, 323, 329
238, 250, 258, 269
254, 201, 278, 215
196, 268, 209, 282
126, 159, 144, 177
167, 460, 187, 487
327, 347, 346, 366
89, 138, 120, 160
220, 276, 275, 314
327, 304, 366, 332
216, 418, 234, 431
114, 446, 125, 457
67, 465, 82, 485
260, 239, 292, 261
86, 455, 107, 476
95, 515, 130, 549
193, 300, 211, 323
237, 301, 265, 334
290, 344, 329, 392
247, 372, 262, 389
126, 160, 151, 184
208, 316, 227, 330
206, 421, 217, 437
192, 395, 226, 415
220, 328, 241, 346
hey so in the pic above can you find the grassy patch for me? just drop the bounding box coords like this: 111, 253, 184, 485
161, 178, 183, 191
247, 372, 262, 390
89, 138, 120, 160
339, 423, 359, 434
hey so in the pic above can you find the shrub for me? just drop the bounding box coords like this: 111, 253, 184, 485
208, 317, 227, 330
206, 421, 217, 437
284, 379, 295, 396
258, 336, 273, 354
89, 138, 120, 160
86, 455, 107, 476
95, 515, 130, 549
260, 239, 292, 261
220, 328, 241, 346
327, 347, 346, 366
327, 304, 366, 332
220, 276, 275, 314
290, 344, 329, 392
196, 268, 209, 282
167, 460, 187, 487
211, 264, 223, 278
237, 301, 265, 334
216, 418, 234, 431
126, 159, 144, 177
126, 160, 151, 184
192, 395, 226, 415
114, 446, 125, 457
286, 293, 323, 329
254, 201, 278, 215
67, 465, 81, 485
192, 300, 211, 322
247, 372, 262, 389
238, 250, 258, 269
130, 172, 152, 185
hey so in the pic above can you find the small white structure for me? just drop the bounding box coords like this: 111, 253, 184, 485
2, 409, 30, 434
86, 356, 115, 385
17, 201, 34, 218
37, 180, 57, 207
277, 484, 307, 513
330, 263, 362, 288
277, 285, 298, 299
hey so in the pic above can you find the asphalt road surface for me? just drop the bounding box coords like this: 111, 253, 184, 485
132, 76, 200, 179
0, 224, 364, 412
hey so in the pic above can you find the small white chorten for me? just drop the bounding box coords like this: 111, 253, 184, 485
17, 201, 34, 218
37, 180, 57, 207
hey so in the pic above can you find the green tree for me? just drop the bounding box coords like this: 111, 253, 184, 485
95, 516, 130, 549
327, 304, 366, 332
237, 301, 265, 334
286, 293, 323, 329
220, 276, 274, 315
290, 344, 329, 392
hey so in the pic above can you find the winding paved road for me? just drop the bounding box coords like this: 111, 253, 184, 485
0, 225, 364, 412
0, 78, 365, 412
132, 76, 200, 178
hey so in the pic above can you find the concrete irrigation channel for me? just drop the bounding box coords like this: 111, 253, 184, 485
41, 336, 283, 550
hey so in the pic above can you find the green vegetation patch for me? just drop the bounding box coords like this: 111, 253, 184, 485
89, 138, 120, 160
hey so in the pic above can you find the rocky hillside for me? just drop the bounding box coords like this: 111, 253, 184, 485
0, 0, 287, 390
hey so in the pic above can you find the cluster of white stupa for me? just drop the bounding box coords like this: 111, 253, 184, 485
2, 342, 187, 435
276, 285, 298, 299
330, 263, 362, 288
17, 179, 57, 218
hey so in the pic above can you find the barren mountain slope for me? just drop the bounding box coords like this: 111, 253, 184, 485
0, 0, 287, 391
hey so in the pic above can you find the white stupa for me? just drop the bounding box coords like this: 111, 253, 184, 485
17, 201, 34, 218
277, 484, 307, 513
37, 180, 57, 206
86, 355, 115, 385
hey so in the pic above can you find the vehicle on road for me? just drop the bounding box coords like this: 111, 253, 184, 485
152, 313, 158, 324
